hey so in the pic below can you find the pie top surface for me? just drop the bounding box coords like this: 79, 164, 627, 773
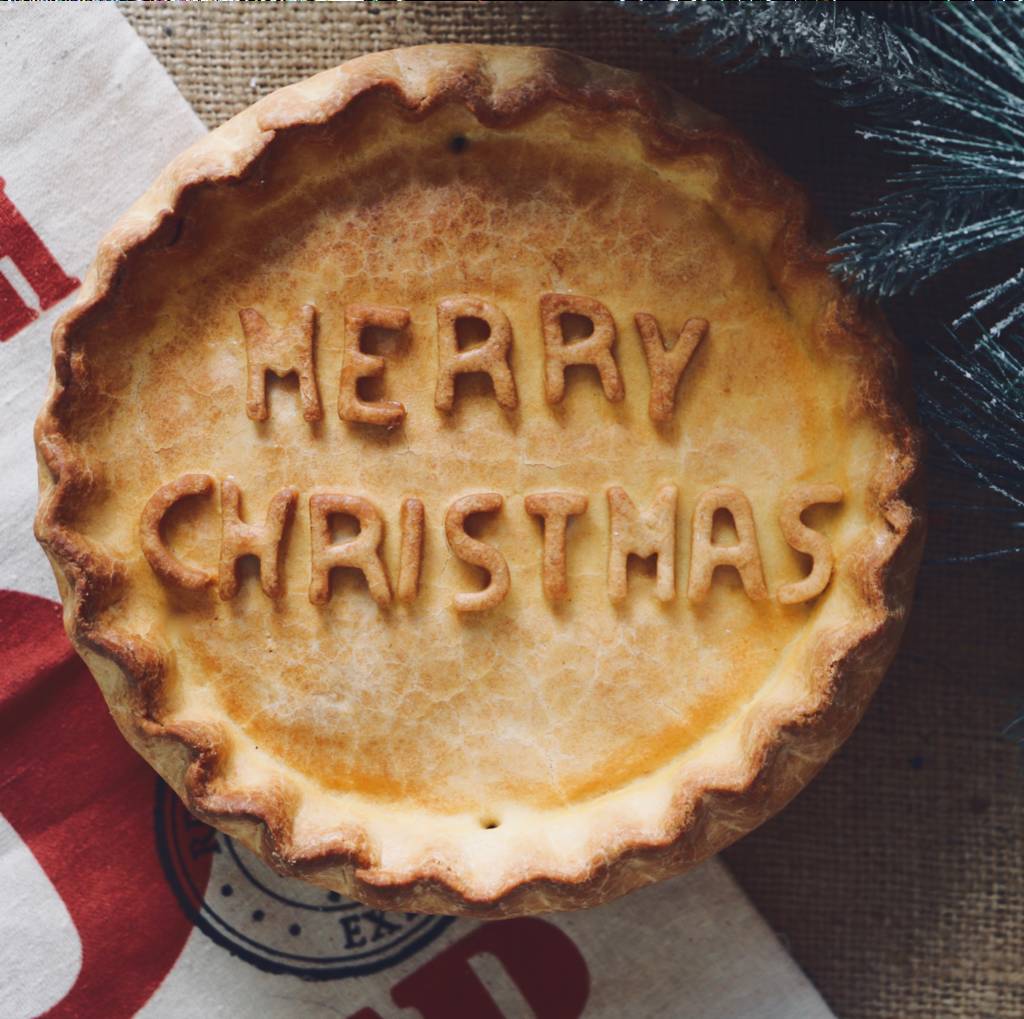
36, 45, 923, 915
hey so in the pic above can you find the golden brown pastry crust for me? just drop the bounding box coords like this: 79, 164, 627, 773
34, 44, 924, 917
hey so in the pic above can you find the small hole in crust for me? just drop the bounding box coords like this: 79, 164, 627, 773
480, 817, 500, 830
449, 135, 469, 154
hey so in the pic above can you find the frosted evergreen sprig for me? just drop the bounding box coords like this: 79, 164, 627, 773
834, 3, 1024, 299
833, 193, 1024, 299
921, 322, 1024, 560
625, 1, 934, 103
954, 270, 1024, 339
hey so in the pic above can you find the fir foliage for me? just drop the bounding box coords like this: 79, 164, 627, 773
629, 0, 933, 103
922, 324, 1024, 560
834, 3, 1024, 301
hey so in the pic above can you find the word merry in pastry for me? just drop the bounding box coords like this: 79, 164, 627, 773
241, 295, 709, 425
140, 477, 843, 609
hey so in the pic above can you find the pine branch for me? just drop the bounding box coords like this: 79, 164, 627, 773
922, 322, 1024, 518
834, 196, 1024, 298
954, 270, 1024, 338
833, 4, 1024, 295
625, 1, 935, 104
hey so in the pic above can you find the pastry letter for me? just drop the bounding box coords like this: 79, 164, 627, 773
777, 484, 843, 604
540, 293, 624, 404
140, 473, 216, 590
634, 313, 708, 423
218, 477, 298, 599
338, 303, 410, 427
435, 296, 518, 412
239, 304, 321, 422
396, 497, 425, 603
688, 485, 768, 602
309, 493, 392, 607
606, 485, 678, 603
525, 491, 588, 601
445, 493, 510, 612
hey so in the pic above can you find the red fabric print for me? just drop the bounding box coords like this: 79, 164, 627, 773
0, 179, 79, 342
0, 590, 208, 1017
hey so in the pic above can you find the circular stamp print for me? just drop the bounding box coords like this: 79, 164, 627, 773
155, 781, 454, 980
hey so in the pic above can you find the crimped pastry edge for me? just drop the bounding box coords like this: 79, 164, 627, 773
34, 44, 924, 917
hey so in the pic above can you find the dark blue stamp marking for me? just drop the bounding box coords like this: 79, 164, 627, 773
154, 781, 454, 980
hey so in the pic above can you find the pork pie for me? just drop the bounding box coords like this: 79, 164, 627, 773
35, 45, 924, 916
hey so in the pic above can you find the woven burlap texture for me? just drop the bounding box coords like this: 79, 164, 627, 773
124, 5, 1024, 1018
